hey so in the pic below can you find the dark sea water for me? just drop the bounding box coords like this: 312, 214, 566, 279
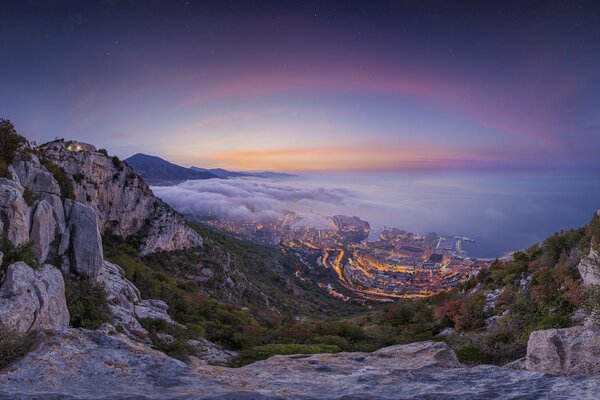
290, 171, 600, 258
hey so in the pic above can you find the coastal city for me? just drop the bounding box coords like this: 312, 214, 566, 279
199, 212, 491, 301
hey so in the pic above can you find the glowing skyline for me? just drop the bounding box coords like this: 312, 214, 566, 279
1, 0, 599, 172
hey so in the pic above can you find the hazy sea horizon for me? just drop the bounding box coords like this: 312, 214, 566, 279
287, 170, 600, 258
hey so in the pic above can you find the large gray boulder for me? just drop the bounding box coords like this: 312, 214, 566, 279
65, 200, 104, 279
29, 199, 56, 264
526, 325, 600, 376
0, 262, 69, 333
0, 179, 30, 245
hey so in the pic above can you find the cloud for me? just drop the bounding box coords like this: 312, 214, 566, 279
151, 177, 357, 222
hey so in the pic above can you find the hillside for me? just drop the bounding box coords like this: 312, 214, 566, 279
125, 153, 218, 184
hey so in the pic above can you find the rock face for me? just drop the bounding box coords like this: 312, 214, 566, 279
11, 153, 61, 196
0, 178, 30, 245
135, 299, 175, 324
40, 140, 202, 255
2, 333, 600, 399
100, 260, 148, 339
64, 200, 104, 279
188, 338, 238, 366
577, 247, 600, 286
526, 325, 600, 376
0, 262, 69, 333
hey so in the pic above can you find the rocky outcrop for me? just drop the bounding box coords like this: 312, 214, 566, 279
40, 140, 202, 255
29, 199, 56, 263
0, 178, 30, 245
526, 325, 600, 376
11, 153, 61, 196
0, 262, 69, 333
100, 260, 148, 339
188, 338, 238, 366
134, 299, 175, 324
2, 333, 600, 399
101, 260, 182, 340
64, 200, 104, 279
577, 248, 600, 286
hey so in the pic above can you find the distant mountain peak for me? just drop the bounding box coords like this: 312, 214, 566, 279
125, 153, 218, 184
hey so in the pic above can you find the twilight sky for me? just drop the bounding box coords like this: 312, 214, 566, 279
1, 0, 599, 172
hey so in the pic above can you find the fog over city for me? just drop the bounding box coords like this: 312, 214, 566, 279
152, 177, 360, 222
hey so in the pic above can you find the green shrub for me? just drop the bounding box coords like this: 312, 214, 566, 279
456, 345, 487, 363
0, 324, 35, 369
39, 157, 75, 200
98, 148, 109, 157
238, 343, 340, 365
0, 238, 39, 271
0, 119, 26, 178
65, 279, 111, 329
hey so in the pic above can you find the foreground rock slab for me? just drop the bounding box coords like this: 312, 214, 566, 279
2, 330, 600, 399
526, 325, 600, 376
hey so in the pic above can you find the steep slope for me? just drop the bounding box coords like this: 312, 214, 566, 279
39, 141, 203, 255
125, 153, 217, 184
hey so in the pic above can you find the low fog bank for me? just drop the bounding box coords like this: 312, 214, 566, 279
151, 177, 359, 222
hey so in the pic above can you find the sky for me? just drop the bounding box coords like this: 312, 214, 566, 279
1, 0, 599, 172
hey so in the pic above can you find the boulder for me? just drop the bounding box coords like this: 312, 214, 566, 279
0, 179, 30, 245
526, 325, 600, 375
0, 262, 69, 333
65, 200, 104, 279
29, 199, 56, 263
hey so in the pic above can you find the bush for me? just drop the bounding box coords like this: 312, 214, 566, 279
0, 324, 35, 368
238, 343, 340, 365
39, 157, 75, 200
456, 345, 487, 364
0, 119, 26, 178
65, 279, 111, 329
112, 156, 122, 169
0, 238, 39, 271
98, 148, 109, 157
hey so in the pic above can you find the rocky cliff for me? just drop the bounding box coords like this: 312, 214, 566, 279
38, 140, 202, 255
0, 137, 204, 340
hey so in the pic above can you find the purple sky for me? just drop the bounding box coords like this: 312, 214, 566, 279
1, 0, 599, 172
